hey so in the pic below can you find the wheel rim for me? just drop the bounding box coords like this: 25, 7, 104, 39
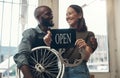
28, 46, 64, 78
59, 47, 85, 67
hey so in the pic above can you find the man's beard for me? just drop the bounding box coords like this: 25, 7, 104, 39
41, 18, 54, 27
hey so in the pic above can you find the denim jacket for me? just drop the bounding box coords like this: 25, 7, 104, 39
14, 25, 46, 68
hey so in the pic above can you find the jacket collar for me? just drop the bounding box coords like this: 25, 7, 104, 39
35, 25, 45, 34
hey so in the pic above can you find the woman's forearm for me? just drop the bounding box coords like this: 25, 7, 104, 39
84, 45, 93, 61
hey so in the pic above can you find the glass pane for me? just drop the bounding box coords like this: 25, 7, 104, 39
28, 0, 38, 6
4, 0, 12, 2
3, 65, 17, 77
13, 0, 20, 3
0, 2, 3, 41
27, 6, 37, 29
11, 4, 20, 47
0, 2, 3, 63
0, 1, 38, 78
1, 3, 12, 47
84, 1, 109, 72
59, 0, 109, 72
0, 3, 12, 65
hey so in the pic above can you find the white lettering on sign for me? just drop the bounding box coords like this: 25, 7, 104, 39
55, 33, 71, 44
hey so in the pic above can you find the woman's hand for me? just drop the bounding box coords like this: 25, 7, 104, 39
75, 39, 87, 48
43, 30, 52, 46
75, 39, 93, 60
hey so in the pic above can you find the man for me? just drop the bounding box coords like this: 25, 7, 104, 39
14, 5, 54, 78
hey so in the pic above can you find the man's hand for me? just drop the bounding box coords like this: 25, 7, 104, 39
43, 30, 52, 46
20, 65, 33, 78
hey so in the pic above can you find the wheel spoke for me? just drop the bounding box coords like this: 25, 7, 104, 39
28, 46, 64, 78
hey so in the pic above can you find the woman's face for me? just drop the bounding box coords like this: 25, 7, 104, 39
66, 7, 81, 28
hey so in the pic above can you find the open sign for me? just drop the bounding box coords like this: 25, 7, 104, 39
51, 29, 76, 49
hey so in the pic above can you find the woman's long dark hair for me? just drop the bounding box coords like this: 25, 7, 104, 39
69, 5, 87, 32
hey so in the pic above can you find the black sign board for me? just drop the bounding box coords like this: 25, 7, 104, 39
50, 29, 76, 49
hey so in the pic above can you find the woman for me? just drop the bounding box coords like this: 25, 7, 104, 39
63, 5, 98, 78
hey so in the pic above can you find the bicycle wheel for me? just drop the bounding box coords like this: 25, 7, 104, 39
28, 46, 64, 78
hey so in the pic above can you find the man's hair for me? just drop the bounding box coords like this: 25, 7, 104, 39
34, 5, 51, 19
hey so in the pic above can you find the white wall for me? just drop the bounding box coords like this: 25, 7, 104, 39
106, 0, 118, 78
108, 0, 120, 78
114, 0, 120, 78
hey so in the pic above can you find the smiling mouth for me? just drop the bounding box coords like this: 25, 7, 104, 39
67, 19, 73, 23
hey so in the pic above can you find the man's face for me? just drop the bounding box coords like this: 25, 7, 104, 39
37, 7, 54, 27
